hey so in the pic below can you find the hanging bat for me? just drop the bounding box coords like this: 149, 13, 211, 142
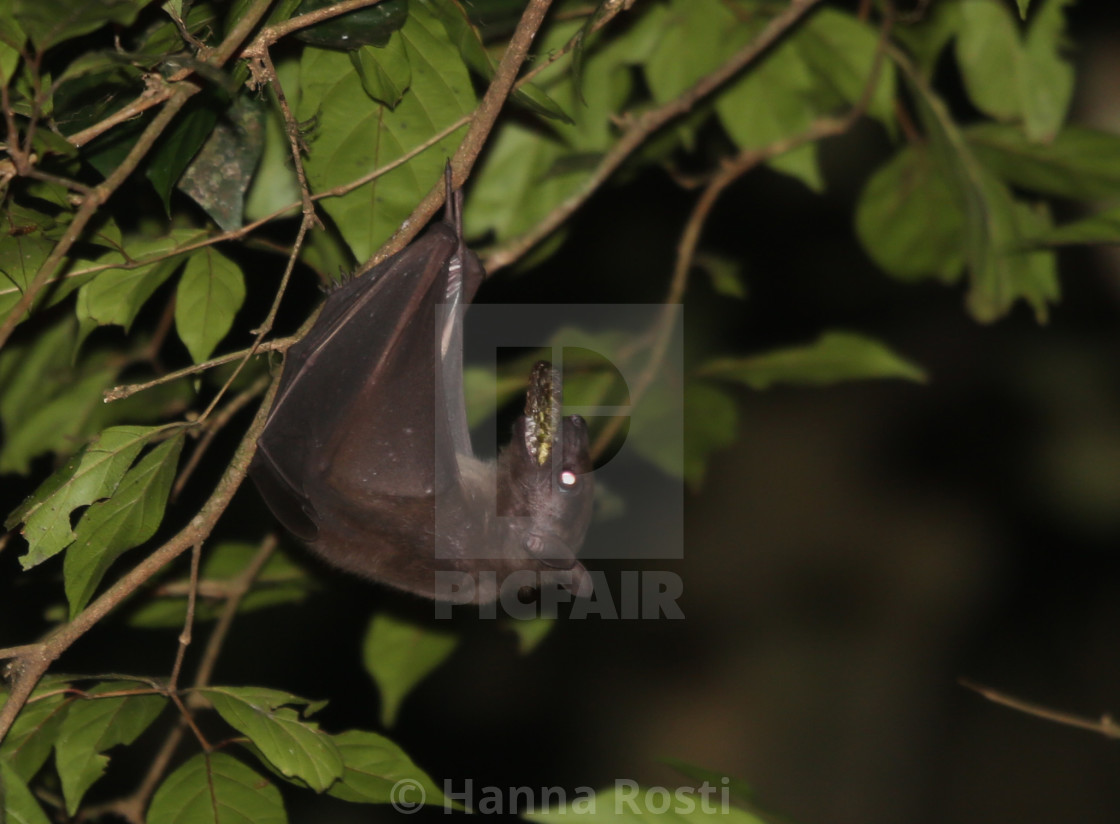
250, 171, 594, 604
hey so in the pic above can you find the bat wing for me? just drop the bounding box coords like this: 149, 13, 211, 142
251, 219, 477, 543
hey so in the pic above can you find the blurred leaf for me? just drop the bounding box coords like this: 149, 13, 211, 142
298, 1, 473, 262
7, 425, 163, 569
199, 686, 342, 793
295, 0, 409, 50
504, 616, 554, 654
713, 20, 822, 190
326, 729, 456, 807
127, 542, 313, 628
14, 0, 148, 50
362, 613, 458, 727
795, 7, 896, 130
178, 95, 267, 231
0, 763, 51, 824
694, 252, 746, 299
55, 681, 167, 815
663, 759, 754, 805
64, 435, 185, 616
966, 123, 1120, 200
900, 57, 1060, 322
147, 752, 287, 824
349, 34, 411, 107
1035, 206, 1120, 246
891, 0, 960, 76
1017, 0, 1031, 16
174, 247, 246, 364
856, 143, 965, 283
699, 332, 926, 389
955, 0, 1072, 141
682, 381, 738, 489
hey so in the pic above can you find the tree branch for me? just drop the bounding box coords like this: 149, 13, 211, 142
367, 0, 557, 267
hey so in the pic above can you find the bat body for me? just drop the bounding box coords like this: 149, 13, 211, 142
250, 179, 594, 603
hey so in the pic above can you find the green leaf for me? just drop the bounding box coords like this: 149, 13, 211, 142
0, 315, 118, 475
0, 763, 52, 824
899, 55, 1060, 322
699, 332, 926, 389
713, 23, 823, 190
75, 230, 202, 333
0, 692, 71, 782
1035, 206, 1120, 246
966, 123, 1120, 200
0, 13, 27, 87
7, 425, 163, 569
419, 0, 571, 123
147, 752, 287, 824
63, 435, 185, 616
54, 681, 167, 816
682, 382, 738, 490
298, 1, 474, 262
1017, 0, 1031, 17
14, 0, 148, 50
855, 143, 965, 283
327, 729, 455, 807
0, 204, 57, 323
147, 98, 222, 212
362, 613, 458, 727
954, 0, 1073, 141
525, 785, 767, 822
295, 0, 409, 50
349, 34, 411, 108
795, 7, 896, 130
199, 686, 343, 793
174, 247, 246, 364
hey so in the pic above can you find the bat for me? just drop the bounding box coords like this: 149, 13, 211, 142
250, 170, 594, 604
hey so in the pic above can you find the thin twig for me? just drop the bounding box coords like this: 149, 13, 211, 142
104, 338, 293, 403
168, 543, 203, 690
173, 376, 270, 500
114, 536, 278, 819
961, 680, 1120, 740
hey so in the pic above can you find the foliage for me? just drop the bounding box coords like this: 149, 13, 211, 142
0, 0, 1110, 822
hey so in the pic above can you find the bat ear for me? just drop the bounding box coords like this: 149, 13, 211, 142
442, 161, 463, 232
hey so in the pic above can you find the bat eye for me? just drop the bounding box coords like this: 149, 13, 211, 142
559, 469, 579, 489
525, 535, 543, 554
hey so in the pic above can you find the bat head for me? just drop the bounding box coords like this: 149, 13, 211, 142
494, 362, 595, 594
